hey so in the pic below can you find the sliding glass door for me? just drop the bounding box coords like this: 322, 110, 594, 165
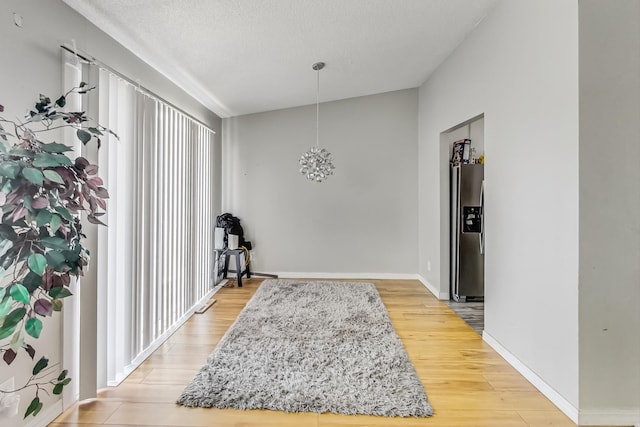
63, 53, 219, 401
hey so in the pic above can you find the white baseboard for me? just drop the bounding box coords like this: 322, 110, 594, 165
417, 275, 449, 300
275, 272, 420, 281
24, 398, 63, 427
483, 333, 640, 426
272, 273, 452, 301
482, 331, 580, 424
579, 409, 640, 426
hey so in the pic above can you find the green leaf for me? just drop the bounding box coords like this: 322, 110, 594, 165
52, 299, 63, 311
41, 236, 68, 250
32, 153, 72, 167
25, 317, 43, 338
0, 224, 18, 241
62, 377, 71, 386
9, 328, 23, 351
36, 209, 53, 226
54, 206, 73, 221
22, 272, 42, 293
52, 381, 67, 395
50, 213, 62, 232
46, 251, 66, 270
9, 147, 35, 158
43, 169, 64, 184
24, 396, 44, 418
58, 369, 68, 381
24, 396, 41, 418
0, 161, 20, 178
49, 287, 72, 299
3, 307, 26, 328
0, 324, 16, 340
88, 127, 103, 136
32, 356, 48, 375
41, 142, 73, 153
0, 297, 11, 317
62, 249, 79, 263
10, 283, 29, 304
22, 168, 44, 186
55, 95, 66, 108
0, 286, 5, 300
22, 196, 33, 211
28, 253, 47, 276
77, 129, 91, 145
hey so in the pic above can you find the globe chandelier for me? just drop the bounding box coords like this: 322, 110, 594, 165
299, 62, 335, 182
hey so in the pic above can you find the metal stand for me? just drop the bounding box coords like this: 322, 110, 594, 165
214, 249, 278, 287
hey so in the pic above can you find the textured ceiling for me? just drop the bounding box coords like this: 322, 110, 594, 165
63, 0, 497, 118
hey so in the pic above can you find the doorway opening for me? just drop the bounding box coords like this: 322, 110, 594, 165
439, 114, 485, 334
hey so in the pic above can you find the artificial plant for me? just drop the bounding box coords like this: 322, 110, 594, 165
0, 83, 114, 418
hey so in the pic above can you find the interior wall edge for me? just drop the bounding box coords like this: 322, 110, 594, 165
417, 274, 449, 300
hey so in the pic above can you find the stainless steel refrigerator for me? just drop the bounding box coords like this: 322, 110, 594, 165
450, 164, 484, 302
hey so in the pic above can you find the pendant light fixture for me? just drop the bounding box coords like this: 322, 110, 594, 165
299, 61, 335, 182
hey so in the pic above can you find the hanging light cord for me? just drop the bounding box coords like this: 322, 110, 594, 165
316, 66, 320, 147
299, 61, 333, 183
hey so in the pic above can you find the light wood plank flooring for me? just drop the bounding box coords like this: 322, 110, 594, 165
51, 279, 579, 427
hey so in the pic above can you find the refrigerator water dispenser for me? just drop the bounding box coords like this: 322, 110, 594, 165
462, 206, 482, 233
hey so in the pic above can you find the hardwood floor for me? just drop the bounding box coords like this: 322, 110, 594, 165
50, 279, 579, 427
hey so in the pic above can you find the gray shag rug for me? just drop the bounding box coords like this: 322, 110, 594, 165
177, 279, 433, 417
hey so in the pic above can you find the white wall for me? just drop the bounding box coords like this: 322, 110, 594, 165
0, 1, 221, 425
578, 0, 640, 423
223, 89, 419, 276
418, 0, 579, 413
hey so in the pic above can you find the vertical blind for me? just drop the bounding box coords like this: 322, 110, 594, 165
95, 70, 216, 386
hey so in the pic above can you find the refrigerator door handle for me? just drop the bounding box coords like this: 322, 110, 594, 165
454, 166, 461, 297
479, 180, 485, 255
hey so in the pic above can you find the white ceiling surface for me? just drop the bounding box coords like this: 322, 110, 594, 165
63, 0, 497, 118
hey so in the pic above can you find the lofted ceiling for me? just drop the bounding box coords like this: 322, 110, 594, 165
63, 0, 497, 118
